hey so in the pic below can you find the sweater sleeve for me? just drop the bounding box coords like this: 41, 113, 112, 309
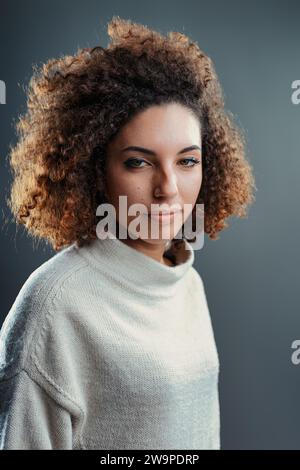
0, 368, 73, 450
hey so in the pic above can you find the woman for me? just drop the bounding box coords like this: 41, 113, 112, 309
0, 16, 256, 449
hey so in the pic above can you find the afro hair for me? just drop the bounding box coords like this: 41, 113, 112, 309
7, 15, 256, 250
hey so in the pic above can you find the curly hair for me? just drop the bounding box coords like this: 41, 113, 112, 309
7, 15, 256, 251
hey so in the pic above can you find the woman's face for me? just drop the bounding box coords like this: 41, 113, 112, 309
103, 102, 202, 245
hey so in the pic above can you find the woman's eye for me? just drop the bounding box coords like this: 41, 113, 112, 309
124, 158, 148, 168
124, 157, 201, 169
179, 157, 201, 167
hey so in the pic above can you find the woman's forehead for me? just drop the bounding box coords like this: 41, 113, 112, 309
110, 107, 202, 151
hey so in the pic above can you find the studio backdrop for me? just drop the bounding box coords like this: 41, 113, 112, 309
0, 0, 299, 450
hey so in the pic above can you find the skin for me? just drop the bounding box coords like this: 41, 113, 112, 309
103, 102, 202, 266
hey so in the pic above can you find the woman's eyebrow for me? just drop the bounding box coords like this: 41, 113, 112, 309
121, 145, 201, 156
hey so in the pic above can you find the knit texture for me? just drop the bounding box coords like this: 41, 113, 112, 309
0, 234, 220, 450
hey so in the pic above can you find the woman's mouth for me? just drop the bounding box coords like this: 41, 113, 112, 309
147, 210, 182, 224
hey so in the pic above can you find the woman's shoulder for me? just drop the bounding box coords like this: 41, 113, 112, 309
188, 265, 205, 290
0, 243, 88, 380
186, 265, 212, 310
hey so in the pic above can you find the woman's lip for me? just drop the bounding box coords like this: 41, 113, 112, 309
148, 209, 182, 215
147, 211, 182, 222
149, 212, 176, 216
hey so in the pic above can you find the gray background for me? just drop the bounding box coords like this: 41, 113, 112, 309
0, 0, 299, 449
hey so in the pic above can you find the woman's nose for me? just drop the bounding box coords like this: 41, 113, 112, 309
153, 171, 178, 199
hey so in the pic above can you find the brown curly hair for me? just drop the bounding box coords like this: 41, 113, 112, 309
7, 15, 256, 251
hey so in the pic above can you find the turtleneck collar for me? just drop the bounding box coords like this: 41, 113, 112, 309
75, 232, 195, 300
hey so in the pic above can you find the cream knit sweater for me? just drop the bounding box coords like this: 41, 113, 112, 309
0, 234, 220, 450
